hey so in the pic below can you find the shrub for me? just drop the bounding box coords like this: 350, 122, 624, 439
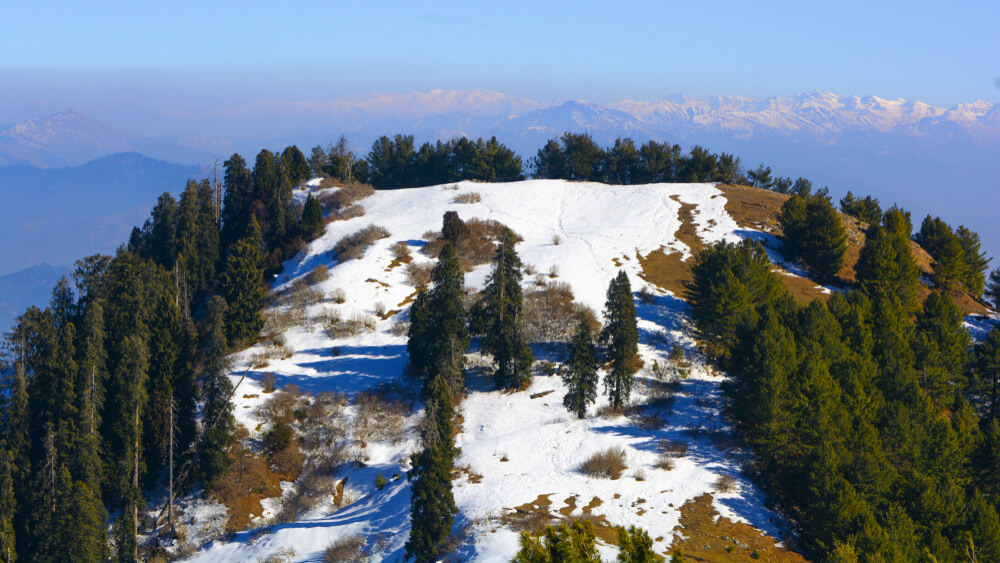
634, 466, 646, 481
714, 474, 737, 493
523, 281, 578, 343
375, 473, 388, 490
331, 288, 346, 304
388, 321, 410, 337
337, 204, 366, 221
326, 313, 377, 338
405, 262, 434, 287
548, 264, 559, 278
355, 390, 409, 442
341, 181, 375, 201
323, 536, 367, 563
305, 264, 330, 285
390, 241, 411, 260
524, 263, 537, 275
374, 301, 387, 317
455, 192, 482, 204
638, 285, 656, 304
262, 372, 276, 393
332, 224, 390, 261
579, 446, 627, 479
553, 234, 561, 245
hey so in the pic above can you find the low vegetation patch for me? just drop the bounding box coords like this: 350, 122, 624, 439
579, 446, 627, 479
354, 387, 411, 443
323, 536, 367, 563
422, 216, 521, 267
332, 224, 390, 260
455, 191, 482, 204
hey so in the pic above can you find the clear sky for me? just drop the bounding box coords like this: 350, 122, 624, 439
3, 0, 999, 126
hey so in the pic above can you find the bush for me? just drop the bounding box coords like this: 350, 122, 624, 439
405, 262, 434, 288
332, 224, 390, 261
355, 390, 409, 443
325, 313, 377, 338
455, 192, 482, 204
305, 264, 330, 285
390, 241, 411, 260
375, 473, 388, 490
548, 264, 559, 278
323, 536, 367, 563
262, 372, 276, 393
579, 446, 627, 479
714, 474, 737, 493
523, 281, 578, 343
553, 234, 561, 246
374, 301, 387, 317
331, 288, 346, 304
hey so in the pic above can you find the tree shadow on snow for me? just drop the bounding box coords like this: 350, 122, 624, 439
245, 344, 409, 396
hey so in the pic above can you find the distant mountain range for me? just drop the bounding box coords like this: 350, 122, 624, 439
0, 263, 73, 334
0, 152, 206, 276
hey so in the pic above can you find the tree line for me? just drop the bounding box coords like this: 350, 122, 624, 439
687, 215, 1000, 560
0, 144, 321, 561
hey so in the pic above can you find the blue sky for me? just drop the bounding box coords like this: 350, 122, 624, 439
3, 0, 999, 122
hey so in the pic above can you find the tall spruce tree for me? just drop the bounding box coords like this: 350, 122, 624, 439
482, 229, 533, 389
601, 271, 638, 410
223, 217, 265, 343
562, 313, 598, 419
200, 296, 235, 486
0, 446, 15, 563
299, 193, 324, 240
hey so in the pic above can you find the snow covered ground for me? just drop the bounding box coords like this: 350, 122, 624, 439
184, 179, 805, 562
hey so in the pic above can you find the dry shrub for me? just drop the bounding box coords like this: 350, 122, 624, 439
656, 439, 687, 470
422, 230, 439, 241
210, 434, 294, 532
455, 192, 482, 204
422, 218, 520, 267
341, 181, 375, 200
390, 241, 411, 260
714, 474, 738, 493
335, 204, 366, 221
374, 301, 387, 317
331, 288, 347, 304
300, 392, 349, 451
388, 321, 410, 337
638, 285, 657, 305
258, 386, 304, 427
324, 536, 367, 563
255, 547, 296, 563
332, 224, 390, 261
548, 264, 559, 278
305, 264, 330, 285
553, 234, 561, 245
263, 307, 304, 334
262, 341, 294, 361
405, 262, 434, 288
523, 281, 578, 343
535, 273, 547, 287
579, 446, 627, 479
326, 313, 376, 338
262, 372, 277, 393
634, 466, 647, 481
355, 390, 409, 443
524, 263, 537, 275
317, 188, 352, 213
318, 177, 341, 190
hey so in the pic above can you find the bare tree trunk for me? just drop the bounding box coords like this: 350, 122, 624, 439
168, 395, 174, 531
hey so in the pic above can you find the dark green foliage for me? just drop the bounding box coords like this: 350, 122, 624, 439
955, 225, 991, 297
855, 212, 919, 311
972, 328, 1000, 421
281, 145, 311, 184
0, 447, 16, 562
913, 291, 970, 402
483, 229, 533, 389
221, 153, 254, 255
299, 193, 325, 240
560, 133, 604, 181
530, 140, 567, 180
511, 520, 602, 563
987, 268, 1000, 309
687, 238, 1000, 561
199, 295, 235, 486
562, 314, 598, 418
366, 134, 523, 189
687, 239, 788, 362
368, 135, 417, 188
441, 211, 469, 245
602, 138, 640, 185
223, 217, 265, 343
616, 525, 661, 562
839, 191, 882, 225
601, 271, 638, 410
915, 215, 970, 290
405, 373, 457, 562
779, 193, 847, 281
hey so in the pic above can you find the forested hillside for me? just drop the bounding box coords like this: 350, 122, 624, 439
1, 133, 997, 562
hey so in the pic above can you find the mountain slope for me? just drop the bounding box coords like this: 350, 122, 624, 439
181, 180, 817, 562
0, 263, 73, 333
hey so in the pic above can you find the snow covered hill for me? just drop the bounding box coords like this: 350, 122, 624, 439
181, 179, 823, 562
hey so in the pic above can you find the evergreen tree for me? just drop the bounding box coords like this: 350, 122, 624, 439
223, 217, 265, 343
973, 328, 1000, 422
200, 296, 235, 486
425, 244, 469, 394
839, 191, 883, 224
148, 192, 179, 269
913, 291, 970, 402
280, 145, 311, 184
511, 520, 602, 563
987, 268, 1000, 309
915, 215, 969, 290
955, 225, 991, 297
855, 220, 919, 312
299, 193, 324, 240
779, 194, 847, 281
616, 526, 659, 563
531, 139, 567, 179
221, 153, 254, 255
368, 134, 417, 189
562, 313, 598, 419
603, 137, 640, 185
405, 374, 457, 562
601, 271, 639, 410
0, 446, 16, 563
482, 229, 533, 389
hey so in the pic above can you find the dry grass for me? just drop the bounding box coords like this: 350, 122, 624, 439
332, 224, 390, 261
667, 493, 807, 562
210, 431, 299, 532
325, 313, 376, 338
330, 288, 346, 304
579, 446, 627, 479
390, 241, 411, 260
354, 390, 410, 443
455, 192, 482, 204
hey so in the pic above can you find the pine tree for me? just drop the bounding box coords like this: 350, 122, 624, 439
512, 520, 602, 563
405, 374, 457, 562
530, 139, 567, 179
200, 296, 235, 486
483, 229, 533, 389
955, 226, 991, 297
602, 271, 638, 410
0, 446, 16, 563
221, 153, 254, 255
299, 193, 324, 240
616, 526, 659, 563
913, 291, 970, 402
987, 268, 1000, 309
281, 145, 311, 184
223, 217, 265, 343
973, 328, 1000, 422
425, 244, 469, 394
562, 313, 598, 419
